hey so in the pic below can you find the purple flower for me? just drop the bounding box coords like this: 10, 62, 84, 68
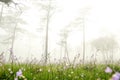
105, 67, 112, 73
16, 69, 22, 77
116, 72, 120, 77
111, 72, 120, 80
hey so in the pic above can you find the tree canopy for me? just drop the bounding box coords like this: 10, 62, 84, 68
0, 0, 12, 5
91, 36, 118, 52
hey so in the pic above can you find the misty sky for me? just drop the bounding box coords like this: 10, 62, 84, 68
21, 0, 120, 41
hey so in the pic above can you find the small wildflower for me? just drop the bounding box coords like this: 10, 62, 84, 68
39, 68, 42, 72
66, 63, 69, 66
71, 71, 74, 74
14, 77, 18, 80
23, 77, 27, 80
115, 72, 120, 77
21, 75, 26, 79
111, 72, 120, 80
10, 71, 13, 74
56, 76, 58, 79
48, 69, 50, 72
24, 78, 27, 80
8, 68, 11, 71
68, 74, 71, 77
105, 67, 112, 73
16, 69, 22, 77
15, 69, 27, 80
80, 73, 84, 78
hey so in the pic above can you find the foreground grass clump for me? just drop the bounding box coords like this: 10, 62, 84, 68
0, 63, 120, 80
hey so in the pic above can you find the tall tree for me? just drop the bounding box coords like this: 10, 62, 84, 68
58, 29, 71, 63
91, 36, 118, 64
65, 7, 90, 64
36, 0, 56, 64
75, 8, 90, 64
0, 2, 26, 66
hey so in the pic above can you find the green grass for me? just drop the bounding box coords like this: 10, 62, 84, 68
0, 63, 119, 80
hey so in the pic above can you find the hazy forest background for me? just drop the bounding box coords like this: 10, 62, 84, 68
0, 0, 120, 64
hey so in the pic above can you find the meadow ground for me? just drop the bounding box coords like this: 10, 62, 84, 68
0, 62, 120, 80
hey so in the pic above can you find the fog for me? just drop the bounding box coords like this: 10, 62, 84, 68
0, 0, 120, 63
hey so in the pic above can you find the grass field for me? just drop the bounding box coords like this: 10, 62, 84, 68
0, 62, 120, 80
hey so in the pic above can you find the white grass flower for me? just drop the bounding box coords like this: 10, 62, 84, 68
39, 68, 42, 72
66, 63, 69, 66
10, 71, 13, 74
14, 77, 18, 80
8, 68, 11, 71
68, 74, 71, 77
80, 73, 84, 78
48, 69, 50, 72
55, 76, 58, 79
71, 71, 74, 74
24, 78, 27, 80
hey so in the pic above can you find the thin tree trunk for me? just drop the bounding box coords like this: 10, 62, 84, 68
60, 45, 62, 61
10, 23, 17, 70
82, 19, 85, 65
44, 0, 51, 64
65, 41, 70, 64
